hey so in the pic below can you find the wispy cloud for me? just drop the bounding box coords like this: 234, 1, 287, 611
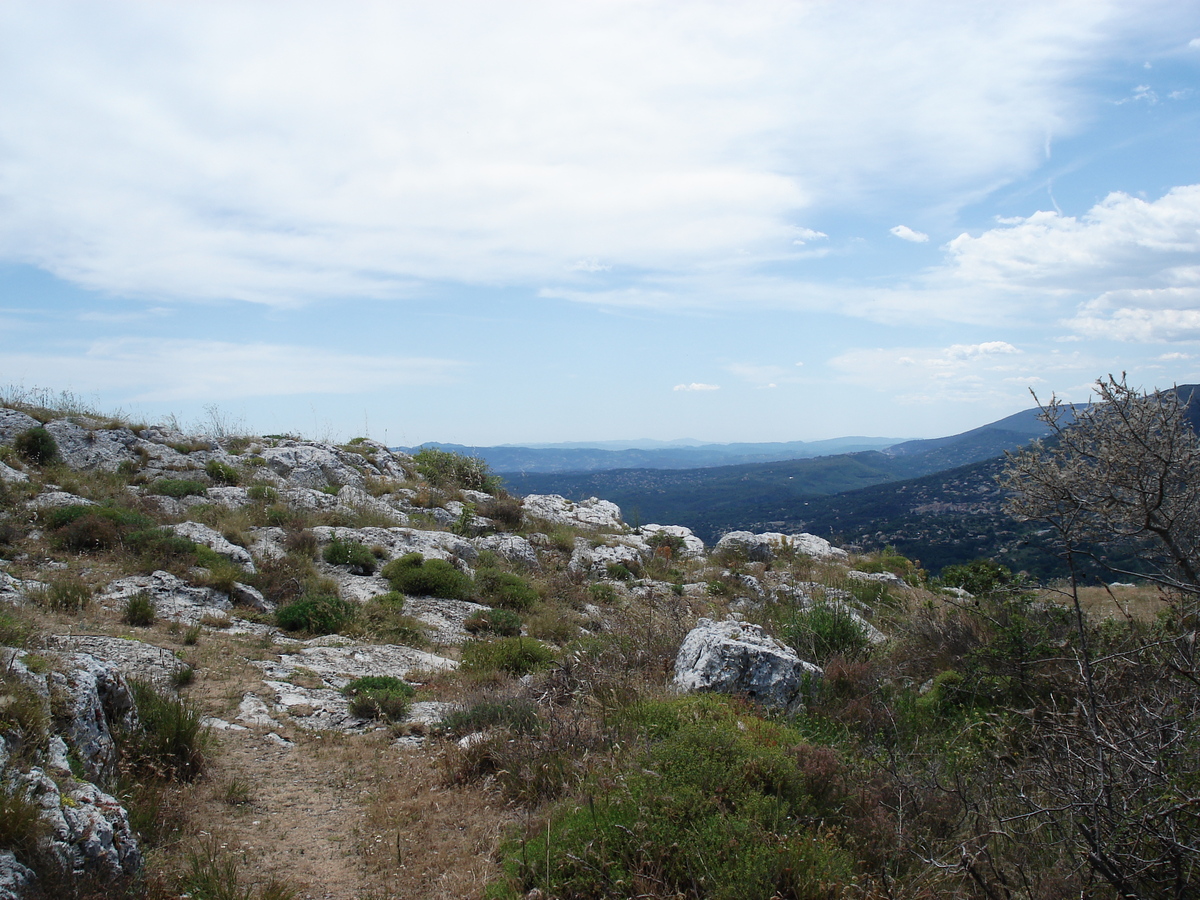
0, 1, 1140, 307
890, 225, 929, 243
673, 383, 720, 392
0, 339, 465, 402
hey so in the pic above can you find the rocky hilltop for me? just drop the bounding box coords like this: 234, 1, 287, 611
3, 402, 1168, 900
0, 404, 918, 898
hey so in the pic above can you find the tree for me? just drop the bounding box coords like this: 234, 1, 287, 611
994, 375, 1200, 899
1000, 374, 1200, 599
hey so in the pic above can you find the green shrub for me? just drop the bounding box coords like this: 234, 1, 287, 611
0, 784, 49, 865
126, 527, 200, 567
150, 477, 209, 498
31, 573, 91, 612
123, 591, 156, 626
246, 484, 278, 503
412, 447, 501, 493
441, 697, 541, 736
13, 425, 58, 465
475, 568, 539, 611
342, 675, 414, 721
123, 678, 208, 781
275, 594, 356, 634
0, 668, 49, 762
205, 459, 240, 486
461, 637, 555, 677
498, 696, 857, 900
322, 537, 377, 575
382, 552, 473, 599
783, 602, 872, 665
941, 558, 1012, 595
353, 592, 428, 646
464, 607, 523, 637
46, 504, 153, 553
605, 562, 635, 581
0, 610, 35, 648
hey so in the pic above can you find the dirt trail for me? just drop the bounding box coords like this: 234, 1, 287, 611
178, 648, 511, 900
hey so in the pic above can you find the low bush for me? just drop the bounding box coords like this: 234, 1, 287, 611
322, 537, 376, 575
475, 567, 538, 611
123, 591, 156, 626
496, 696, 859, 900
0, 668, 50, 763
464, 607, 523, 637
343, 675, 414, 721
440, 697, 541, 736
150, 478, 209, 498
782, 602, 872, 665
412, 447, 501, 493
382, 552, 473, 600
246, 484, 278, 503
352, 592, 428, 646
940, 558, 1012, 595
476, 492, 524, 529
13, 425, 58, 466
123, 678, 208, 781
46, 504, 153, 553
275, 594, 356, 635
30, 573, 92, 612
461, 637, 555, 677
204, 458, 240, 486
0, 784, 49, 866
0, 609, 35, 647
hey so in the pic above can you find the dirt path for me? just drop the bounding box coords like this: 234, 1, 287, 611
172, 642, 512, 900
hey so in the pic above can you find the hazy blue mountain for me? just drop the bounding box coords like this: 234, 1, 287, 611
406, 436, 904, 474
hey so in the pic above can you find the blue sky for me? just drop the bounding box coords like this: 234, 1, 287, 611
1, 2, 1199, 447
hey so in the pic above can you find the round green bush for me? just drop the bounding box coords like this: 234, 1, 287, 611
476, 568, 539, 611
204, 458, 240, 486
783, 602, 871, 665
382, 552, 473, 599
275, 594, 357, 634
323, 537, 377, 575
122, 592, 156, 627
13, 426, 58, 466
342, 675, 414, 721
461, 637, 555, 677
151, 478, 209, 498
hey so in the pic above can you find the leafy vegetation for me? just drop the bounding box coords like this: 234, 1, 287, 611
412, 446, 501, 493
342, 675, 414, 721
275, 593, 357, 634
382, 552, 473, 600
322, 536, 377, 574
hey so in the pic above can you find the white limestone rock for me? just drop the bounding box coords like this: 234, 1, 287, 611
0, 408, 42, 444
522, 494, 623, 530
0, 461, 28, 483
310, 525, 478, 565
640, 523, 706, 558
0, 850, 34, 900
45, 634, 190, 689
13, 767, 141, 879
474, 534, 540, 570
98, 571, 233, 627
715, 531, 774, 562
259, 441, 370, 490
170, 521, 256, 572
847, 569, 909, 588
674, 617, 822, 710
43, 421, 142, 472
47, 653, 138, 783
762, 532, 848, 561
568, 538, 646, 579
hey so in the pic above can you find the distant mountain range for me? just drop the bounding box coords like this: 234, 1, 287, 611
405, 436, 903, 473
496, 404, 1067, 550
414, 386, 1199, 578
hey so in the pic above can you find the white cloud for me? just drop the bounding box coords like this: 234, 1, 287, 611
673, 383, 720, 392
890, 225, 930, 243
0, 1, 1145, 307
793, 228, 828, 244
0, 339, 464, 402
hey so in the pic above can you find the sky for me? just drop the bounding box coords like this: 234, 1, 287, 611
1, 1, 1199, 447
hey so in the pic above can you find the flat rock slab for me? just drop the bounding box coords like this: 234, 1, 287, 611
261, 642, 457, 688
44, 634, 187, 687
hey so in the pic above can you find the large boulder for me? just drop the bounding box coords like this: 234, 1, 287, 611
674, 618, 822, 710
43, 421, 141, 472
258, 441, 370, 490
0, 408, 42, 445
169, 521, 256, 572
522, 495, 623, 530
640, 523, 705, 558
714, 531, 774, 562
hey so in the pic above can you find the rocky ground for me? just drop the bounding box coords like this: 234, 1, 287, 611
0, 405, 922, 900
